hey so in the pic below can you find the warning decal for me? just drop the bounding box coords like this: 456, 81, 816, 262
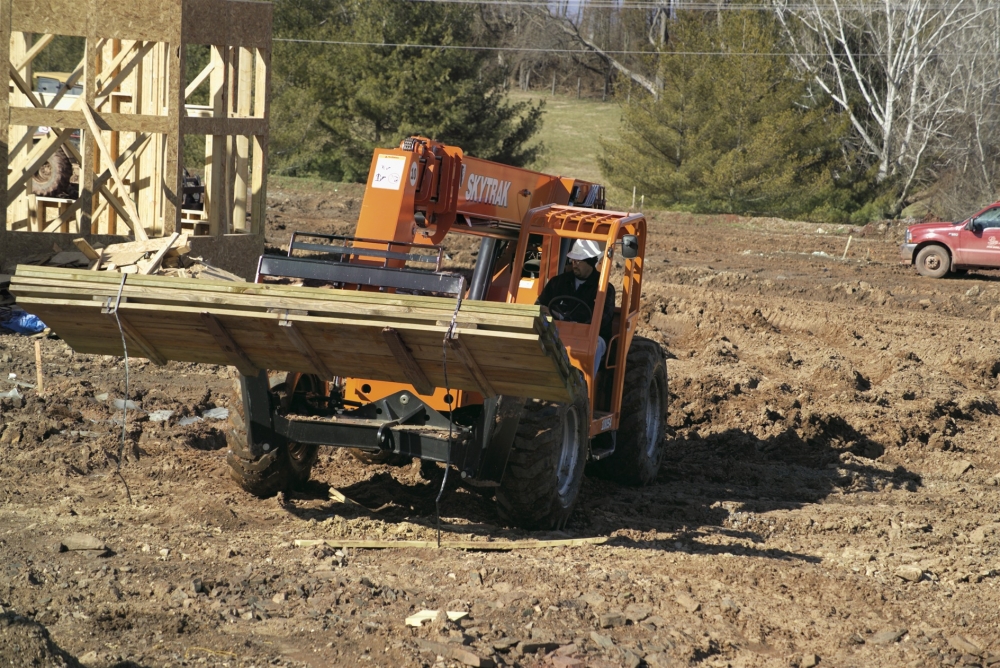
372, 154, 407, 190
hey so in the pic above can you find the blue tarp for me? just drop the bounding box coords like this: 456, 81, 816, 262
0, 309, 46, 335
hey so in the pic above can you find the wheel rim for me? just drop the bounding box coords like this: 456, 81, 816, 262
925, 254, 942, 271
645, 376, 663, 459
287, 441, 312, 465
556, 406, 581, 499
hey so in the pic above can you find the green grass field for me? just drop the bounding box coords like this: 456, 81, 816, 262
508, 90, 623, 185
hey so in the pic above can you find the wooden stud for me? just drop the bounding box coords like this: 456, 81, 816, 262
13, 33, 54, 72
382, 327, 435, 396
73, 238, 101, 261
184, 60, 214, 100
447, 334, 497, 397
200, 312, 257, 376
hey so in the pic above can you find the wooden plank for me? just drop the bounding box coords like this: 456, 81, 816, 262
448, 334, 497, 397
278, 318, 334, 380
381, 327, 434, 396
13, 33, 54, 71
89, 249, 105, 271
184, 61, 214, 100
293, 537, 608, 550
141, 232, 180, 274
95, 41, 155, 107
72, 238, 101, 261
9, 108, 173, 134
114, 313, 167, 365
80, 103, 148, 240
200, 312, 257, 377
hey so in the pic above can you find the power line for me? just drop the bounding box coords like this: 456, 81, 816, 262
271, 38, 893, 57
405, 0, 980, 9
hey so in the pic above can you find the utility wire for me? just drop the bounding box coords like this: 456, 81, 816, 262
273, 38, 886, 56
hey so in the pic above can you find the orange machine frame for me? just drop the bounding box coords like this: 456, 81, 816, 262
337, 138, 644, 438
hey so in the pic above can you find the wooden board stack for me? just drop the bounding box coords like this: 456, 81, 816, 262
10, 266, 583, 404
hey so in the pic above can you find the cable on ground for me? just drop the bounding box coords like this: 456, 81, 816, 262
111, 273, 134, 505
436, 276, 466, 548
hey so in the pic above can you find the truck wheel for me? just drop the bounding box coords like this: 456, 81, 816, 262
915, 245, 950, 278
590, 337, 668, 486
31, 150, 72, 197
495, 384, 589, 530
226, 377, 319, 497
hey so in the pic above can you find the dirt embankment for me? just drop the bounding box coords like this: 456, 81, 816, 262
2, 193, 1000, 667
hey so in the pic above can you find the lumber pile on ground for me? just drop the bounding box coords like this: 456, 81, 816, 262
9, 266, 583, 403
3, 235, 243, 282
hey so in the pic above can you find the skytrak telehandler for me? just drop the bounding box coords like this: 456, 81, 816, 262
225, 137, 667, 529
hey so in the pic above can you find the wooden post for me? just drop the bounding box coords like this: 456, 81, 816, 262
0, 2, 11, 240
250, 46, 270, 236
551, 72, 556, 96
576, 77, 581, 99
79, 30, 98, 235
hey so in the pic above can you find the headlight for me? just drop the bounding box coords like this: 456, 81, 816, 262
905, 229, 911, 243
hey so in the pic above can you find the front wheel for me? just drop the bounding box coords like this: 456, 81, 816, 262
495, 380, 589, 530
915, 245, 950, 279
226, 376, 319, 497
590, 337, 668, 486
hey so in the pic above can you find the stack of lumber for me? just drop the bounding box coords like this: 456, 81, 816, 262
9, 266, 583, 404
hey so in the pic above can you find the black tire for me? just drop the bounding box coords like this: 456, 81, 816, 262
226, 377, 319, 496
31, 149, 72, 197
495, 381, 589, 530
915, 245, 950, 279
590, 337, 668, 486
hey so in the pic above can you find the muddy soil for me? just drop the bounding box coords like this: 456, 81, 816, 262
3, 188, 1000, 668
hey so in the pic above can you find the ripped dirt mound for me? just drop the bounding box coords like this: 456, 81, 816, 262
2, 193, 1000, 667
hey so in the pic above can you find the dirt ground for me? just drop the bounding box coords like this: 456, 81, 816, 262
3, 185, 1000, 668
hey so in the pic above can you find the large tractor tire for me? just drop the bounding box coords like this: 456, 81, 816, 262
31, 150, 72, 197
226, 376, 319, 497
496, 383, 589, 530
590, 336, 668, 486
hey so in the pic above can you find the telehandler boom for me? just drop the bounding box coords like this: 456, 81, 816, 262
227, 137, 668, 529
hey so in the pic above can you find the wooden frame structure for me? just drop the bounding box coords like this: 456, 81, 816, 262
1, 0, 271, 244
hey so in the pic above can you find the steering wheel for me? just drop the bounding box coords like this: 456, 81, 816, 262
548, 295, 593, 323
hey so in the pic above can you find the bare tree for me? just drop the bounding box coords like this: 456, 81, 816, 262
774, 0, 991, 214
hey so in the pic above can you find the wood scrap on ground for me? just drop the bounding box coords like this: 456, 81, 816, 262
292, 537, 609, 551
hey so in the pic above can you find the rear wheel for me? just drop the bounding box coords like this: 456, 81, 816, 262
226, 376, 320, 496
590, 337, 668, 486
31, 150, 72, 197
915, 245, 950, 279
495, 381, 589, 530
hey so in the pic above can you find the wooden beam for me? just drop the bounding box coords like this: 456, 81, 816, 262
11, 108, 172, 134
13, 33, 54, 72
277, 315, 334, 380
113, 312, 167, 365
73, 238, 101, 261
200, 312, 258, 377
382, 327, 435, 396
8, 63, 42, 107
80, 103, 148, 240
447, 334, 497, 397
95, 41, 155, 108
184, 60, 214, 100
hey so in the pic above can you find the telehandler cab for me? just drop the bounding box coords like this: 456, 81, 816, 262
226, 137, 668, 529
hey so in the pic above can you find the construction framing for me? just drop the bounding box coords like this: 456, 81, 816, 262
1, 0, 271, 246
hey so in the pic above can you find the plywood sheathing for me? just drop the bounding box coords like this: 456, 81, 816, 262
2, 0, 271, 253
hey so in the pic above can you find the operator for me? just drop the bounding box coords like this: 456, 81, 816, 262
537, 239, 615, 377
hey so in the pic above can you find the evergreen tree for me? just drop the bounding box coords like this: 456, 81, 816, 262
271, 0, 543, 180
599, 10, 868, 221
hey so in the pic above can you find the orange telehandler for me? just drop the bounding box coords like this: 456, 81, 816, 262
226, 137, 667, 529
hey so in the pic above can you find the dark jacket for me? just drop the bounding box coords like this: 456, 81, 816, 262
536, 269, 615, 341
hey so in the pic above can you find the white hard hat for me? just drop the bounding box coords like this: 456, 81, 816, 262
566, 239, 604, 261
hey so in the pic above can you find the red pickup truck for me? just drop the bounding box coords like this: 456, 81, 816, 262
901, 201, 1000, 277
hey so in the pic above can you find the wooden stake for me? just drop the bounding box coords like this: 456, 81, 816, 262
842, 235, 853, 260
34, 340, 43, 395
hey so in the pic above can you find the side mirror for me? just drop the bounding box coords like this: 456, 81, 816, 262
621, 234, 639, 259
971, 218, 983, 232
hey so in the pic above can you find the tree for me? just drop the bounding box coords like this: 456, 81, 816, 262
774, 0, 992, 216
599, 10, 860, 220
270, 0, 543, 181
